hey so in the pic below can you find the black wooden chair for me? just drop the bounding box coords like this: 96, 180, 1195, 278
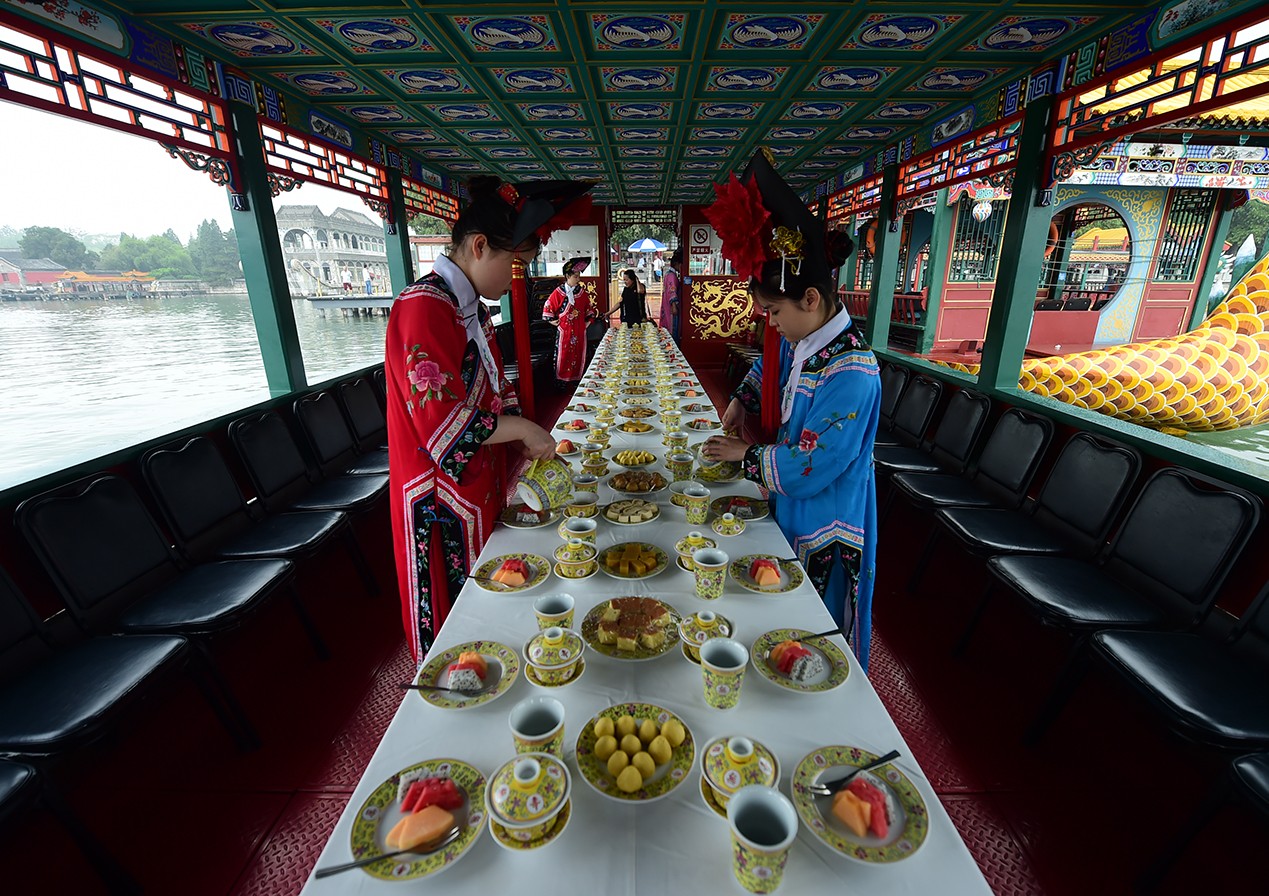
16, 475, 306, 747
877, 363, 910, 433
982, 467, 1260, 743
911, 433, 1140, 598
372, 366, 387, 410
294, 391, 389, 476
228, 410, 386, 516
1062, 296, 1093, 311
0, 563, 236, 757
0, 759, 139, 894
141, 436, 378, 597
873, 375, 941, 449
884, 408, 1053, 526
1136, 751, 1269, 892
337, 376, 387, 453
1034, 299, 1063, 311
874, 388, 991, 481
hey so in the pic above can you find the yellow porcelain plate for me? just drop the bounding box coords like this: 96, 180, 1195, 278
751, 628, 850, 694
413, 640, 520, 709
489, 798, 571, 850
472, 553, 550, 593
789, 746, 929, 863
596, 542, 670, 581
348, 758, 487, 880
574, 703, 695, 803
729, 555, 805, 595
499, 504, 561, 530
525, 657, 587, 689
709, 495, 770, 521
580, 597, 680, 661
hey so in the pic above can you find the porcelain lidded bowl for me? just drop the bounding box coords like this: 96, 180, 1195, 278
486, 752, 571, 842
678, 609, 733, 662
523, 626, 585, 685
701, 736, 780, 810
674, 530, 717, 570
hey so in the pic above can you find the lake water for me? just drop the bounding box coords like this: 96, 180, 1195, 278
0, 294, 387, 491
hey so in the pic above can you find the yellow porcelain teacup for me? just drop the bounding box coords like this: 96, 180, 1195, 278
558, 516, 598, 543
564, 491, 599, 519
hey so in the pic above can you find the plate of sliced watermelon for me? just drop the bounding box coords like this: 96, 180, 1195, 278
348, 757, 487, 880
750, 628, 849, 693
472, 553, 550, 593
789, 746, 929, 863
729, 555, 804, 594
413, 639, 519, 710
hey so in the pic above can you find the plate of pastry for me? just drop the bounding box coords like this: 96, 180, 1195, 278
789, 746, 929, 863
750, 628, 850, 693
615, 420, 656, 434
580, 596, 680, 661
348, 758, 487, 880
709, 495, 770, 521
619, 406, 658, 420
603, 499, 661, 525
411, 639, 520, 710
596, 542, 669, 581
608, 470, 668, 495
611, 449, 657, 469
574, 703, 695, 803
729, 555, 805, 594
499, 503, 562, 529
471, 553, 551, 593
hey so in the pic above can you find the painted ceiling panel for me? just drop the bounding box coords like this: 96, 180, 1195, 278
55, 0, 1261, 205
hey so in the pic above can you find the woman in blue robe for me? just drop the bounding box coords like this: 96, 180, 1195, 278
702, 150, 881, 670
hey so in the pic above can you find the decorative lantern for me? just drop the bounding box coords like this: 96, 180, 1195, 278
971, 200, 993, 222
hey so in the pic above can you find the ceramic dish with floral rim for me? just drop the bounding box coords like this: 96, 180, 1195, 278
595, 542, 670, 582
708, 495, 770, 521
557, 418, 590, 433
574, 703, 695, 803
750, 628, 850, 693
789, 746, 929, 862
579, 597, 680, 661
681, 402, 713, 414
525, 657, 587, 689
489, 798, 571, 851
499, 504, 562, 530
552, 562, 598, 582
699, 774, 727, 818
348, 758, 487, 880
413, 640, 520, 709
729, 555, 805, 595
685, 418, 721, 432
621, 386, 654, 396
614, 420, 657, 435
471, 553, 551, 594
623, 395, 655, 407
607, 470, 668, 496
565, 402, 595, 415
618, 406, 658, 421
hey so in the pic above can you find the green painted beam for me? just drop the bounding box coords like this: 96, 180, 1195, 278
976, 98, 1054, 392
864, 163, 901, 349
1189, 190, 1236, 330
228, 105, 306, 397
384, 171, 416, 297
918, 189, 953, 353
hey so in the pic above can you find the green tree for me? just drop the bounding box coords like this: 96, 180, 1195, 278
409, 213, 450, 235
187, 219, 242, 283
611, 223, 674, 252
1226, 198, 1269, 258
18, 225, 96, 269
97, 233, 194, 278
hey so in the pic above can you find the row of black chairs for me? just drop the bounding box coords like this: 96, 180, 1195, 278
875, 362, 1269, 889
0, 369, 391, 892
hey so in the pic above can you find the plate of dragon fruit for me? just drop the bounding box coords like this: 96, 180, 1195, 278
412, 640, 520, 710
750, 628, 849, 693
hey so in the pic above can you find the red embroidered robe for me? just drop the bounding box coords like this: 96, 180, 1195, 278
386, 272, 519, 662
542, 283, 596, 382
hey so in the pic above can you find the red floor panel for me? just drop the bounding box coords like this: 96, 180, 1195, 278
231, 793, 349, 896
941, 795, 1046, 896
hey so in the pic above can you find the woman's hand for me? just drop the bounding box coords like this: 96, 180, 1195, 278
701, 435, 750, 463
518, 420, 558, 460
721, 398, 746, 435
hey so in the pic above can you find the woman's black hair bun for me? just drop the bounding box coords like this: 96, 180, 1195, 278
825, 228, 856, 266
466, 175, 503, 201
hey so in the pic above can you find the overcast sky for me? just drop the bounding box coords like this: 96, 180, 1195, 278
0, 99, 350, 241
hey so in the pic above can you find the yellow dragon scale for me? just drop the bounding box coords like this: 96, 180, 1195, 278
940, 256, 1269, 432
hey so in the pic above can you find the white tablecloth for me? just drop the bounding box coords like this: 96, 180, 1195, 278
303, 328, 991, 895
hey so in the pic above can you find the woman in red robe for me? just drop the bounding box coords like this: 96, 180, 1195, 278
386, 177, 592, 662
541, 256, 596, 385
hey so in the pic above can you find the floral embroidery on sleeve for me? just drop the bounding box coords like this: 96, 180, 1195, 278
406, 344, 457, 404
441, 409, 497, 480
790, 411, 857, 477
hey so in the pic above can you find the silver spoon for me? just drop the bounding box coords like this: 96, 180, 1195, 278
313, 826, 463, 878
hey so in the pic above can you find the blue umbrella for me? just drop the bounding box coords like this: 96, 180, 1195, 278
627, 237, 667, 252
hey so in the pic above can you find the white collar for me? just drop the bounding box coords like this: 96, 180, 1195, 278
432, 254, 500, 390
782, 307, 852, 423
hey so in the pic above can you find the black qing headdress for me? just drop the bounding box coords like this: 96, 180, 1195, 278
562, 256, 592, 277
703, 148, 836, 292
496, 180, 595, 248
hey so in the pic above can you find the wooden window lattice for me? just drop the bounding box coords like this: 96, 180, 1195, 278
260, 120, 389, 217
0, 9, 240, 192
897, 115, 1023, 216
948, 195, 1010, 284
1154, 189, 1217, 283
1045, 9, 1269, 189
403, 177, 459, 224
828, 174, 884, 222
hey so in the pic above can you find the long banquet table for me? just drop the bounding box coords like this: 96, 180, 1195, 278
303, 327, 991, 895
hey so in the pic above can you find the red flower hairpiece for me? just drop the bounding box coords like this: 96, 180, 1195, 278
702, 173, 771, 281
497, 182, 525, 211
536, 194, 594, 243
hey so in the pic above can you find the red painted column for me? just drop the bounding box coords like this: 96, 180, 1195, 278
511, 257, 534, 420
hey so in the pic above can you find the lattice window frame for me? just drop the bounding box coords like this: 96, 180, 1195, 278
1152, 188, 1218, 283
948, 194, 1011, 285
0, 8, 241, 194
259, 119, 390, 220
827, 173, 884, 223
1045, 8, 1269, 192
403, 176, 460, 225
896, 114, 1023, 218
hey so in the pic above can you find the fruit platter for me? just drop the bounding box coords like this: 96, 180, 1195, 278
709, 495, 770, 521
751, 628, 850, 693
472, 554, 550, 593
412, 640, 520, 709
729, 555, 804, 594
